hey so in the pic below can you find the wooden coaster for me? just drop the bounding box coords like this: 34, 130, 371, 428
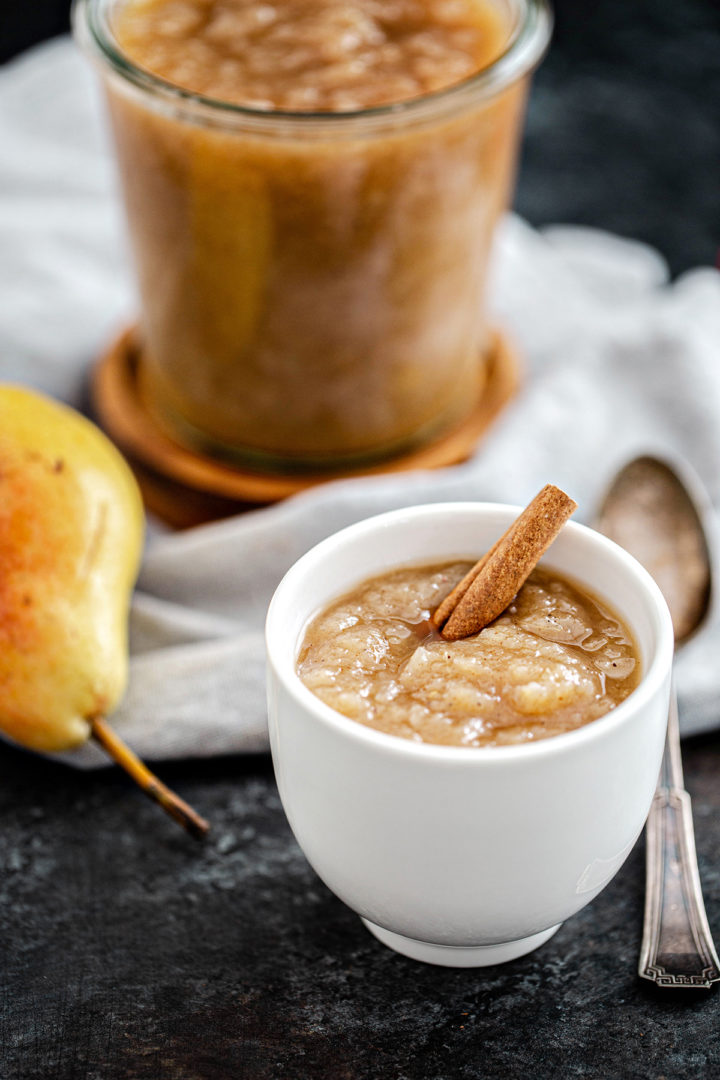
91, 327, 521, 528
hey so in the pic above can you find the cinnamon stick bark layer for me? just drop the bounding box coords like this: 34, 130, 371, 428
433, 485, 577, 641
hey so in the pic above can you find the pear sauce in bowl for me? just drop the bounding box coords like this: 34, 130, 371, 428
297, 560, 640, 748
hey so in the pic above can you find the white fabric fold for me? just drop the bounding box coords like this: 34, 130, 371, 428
2, 39, 720, 767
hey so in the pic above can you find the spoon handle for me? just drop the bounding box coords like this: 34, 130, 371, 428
639, 682, 720, 988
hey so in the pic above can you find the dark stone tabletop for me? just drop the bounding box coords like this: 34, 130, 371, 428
2, 2, 720, 1078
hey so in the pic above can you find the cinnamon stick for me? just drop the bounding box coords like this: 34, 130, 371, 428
433, 485, 577, 641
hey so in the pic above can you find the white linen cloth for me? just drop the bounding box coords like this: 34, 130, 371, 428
2, 38, 720, 766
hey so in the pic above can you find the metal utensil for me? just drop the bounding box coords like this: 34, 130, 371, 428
597, 455, 720, 988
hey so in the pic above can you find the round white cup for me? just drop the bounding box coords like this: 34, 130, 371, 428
265, 503, 674, 967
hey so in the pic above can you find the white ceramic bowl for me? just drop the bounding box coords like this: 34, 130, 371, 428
266, 503, 674, 967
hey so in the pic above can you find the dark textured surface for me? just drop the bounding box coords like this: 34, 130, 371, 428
516, 0, 720, 275
2, 734, 720, 1080
2, 2, 720, 1078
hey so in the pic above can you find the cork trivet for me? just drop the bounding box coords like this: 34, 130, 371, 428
433, 485, 578, 641
90, 325, 522, 526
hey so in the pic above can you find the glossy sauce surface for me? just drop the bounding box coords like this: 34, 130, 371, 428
297, 561, 641, 747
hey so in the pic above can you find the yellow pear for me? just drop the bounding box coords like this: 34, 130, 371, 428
0, 385, 208, 836
0, 385, 144, 752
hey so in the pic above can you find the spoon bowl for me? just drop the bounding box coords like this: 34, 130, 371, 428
597, 455, 712, 645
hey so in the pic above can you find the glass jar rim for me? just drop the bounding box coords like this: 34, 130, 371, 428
72, 0, 552, 134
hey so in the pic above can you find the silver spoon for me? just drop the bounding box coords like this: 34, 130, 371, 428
597, 455, 720, 988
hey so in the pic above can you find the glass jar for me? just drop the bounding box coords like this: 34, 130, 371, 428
74, 0, 551, 470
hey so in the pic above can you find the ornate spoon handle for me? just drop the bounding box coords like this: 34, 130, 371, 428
639, 683, 720, 988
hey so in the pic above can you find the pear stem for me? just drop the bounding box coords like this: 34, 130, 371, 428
90, 717, 210, 840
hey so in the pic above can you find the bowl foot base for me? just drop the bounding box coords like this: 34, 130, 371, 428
361, 919, 561, 967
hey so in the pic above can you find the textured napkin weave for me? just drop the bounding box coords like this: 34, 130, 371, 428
2, 39, 720, 767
